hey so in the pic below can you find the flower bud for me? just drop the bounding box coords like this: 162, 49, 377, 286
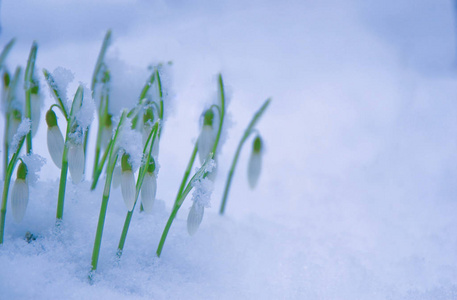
11, 162, 29, 223
112, 165, 121, 189
198, 109, 216, 164
121, 154, 135, 211
141, 164, 157, 214
187, 202, 204, 236
100, 114, 113, 150
68, 143, 85, 183
248, 135, 263, 189
46, 110, 64, 168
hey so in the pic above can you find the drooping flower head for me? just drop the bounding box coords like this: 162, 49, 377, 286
120, 153, 136, 211
248, 135, 263, 189
11, 162, 29, 223
46, 109, 64, 168
141, 158, 157, 214
198, 108, 216, 164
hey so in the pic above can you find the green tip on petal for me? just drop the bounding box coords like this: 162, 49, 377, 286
144, 108, 154, 123
253, 135, 262, 153
12, 109, 22, 121
31, 80, 39, 94
17, 162, 28, 180
46, 109, 58, 127
121, 153, 132, 171
147, 158, 156, 173
105, 113, 113, 127
102, 70, 110, 83
203, 109, 214, 126
3, 71, 10, 87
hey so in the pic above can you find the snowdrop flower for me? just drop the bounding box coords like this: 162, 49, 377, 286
11, 162, 29, 223
46, 109, 64, 168
112, 164, 121, 189
187, 177, 213, 235
68, 142, 85, 183
121, 154, 135, 211
248, 135, 263, 189
100, 114, 113, 150
187, 202, 204, 236
198, 108, 216, 164
140, 159, 157, 213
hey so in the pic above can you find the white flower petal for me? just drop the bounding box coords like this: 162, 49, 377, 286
141, 172, 157, 214
198, 125, 215, 164
47, 126, 64, 168
31, 94, 41, 137
11, 179, 29, 223
248, 152, 262, 189
121, 170, 136, 211
112, 165, 121, 189
68, 144, 85, 183
187, 202, 204, 236
100, 126, 112, 150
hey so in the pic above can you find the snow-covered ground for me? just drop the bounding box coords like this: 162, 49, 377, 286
1, 0, 457, 299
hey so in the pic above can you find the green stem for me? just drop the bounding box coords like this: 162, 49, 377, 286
0, 136, 26, 244
92, 91, 108, 184
219, 98, 271, 215
3, 67, 21, 179
156, 142, 198, 257
90, 138, 113, 190
90, 154, 118, 273
24, 42, 37, 154
90, 111, 126, 275
3, 112, 9, 179
55, 86, 84, 221
0, 38, 15, 70
117, 123, 159, 257
91, 30, 111, 94
56, 147, 69, 220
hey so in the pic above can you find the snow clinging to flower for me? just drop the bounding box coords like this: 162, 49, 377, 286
10, 118, 31, 153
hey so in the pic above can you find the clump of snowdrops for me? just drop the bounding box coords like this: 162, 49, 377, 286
0, 31, 271, 279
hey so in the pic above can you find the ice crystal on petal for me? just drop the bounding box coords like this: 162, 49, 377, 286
116, 119, 143, 170
75, 86, 95, 130
11, 118, 31, 153
51, 67, 74, 111
191, 177, 213, 208
20, 154, 45, 185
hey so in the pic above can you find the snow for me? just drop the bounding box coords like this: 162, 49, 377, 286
1, 0, 457, 299
10, 117, 30, 152
191, 177, 214, 208
20, 153, 45, 185
50, 66, 74, 112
